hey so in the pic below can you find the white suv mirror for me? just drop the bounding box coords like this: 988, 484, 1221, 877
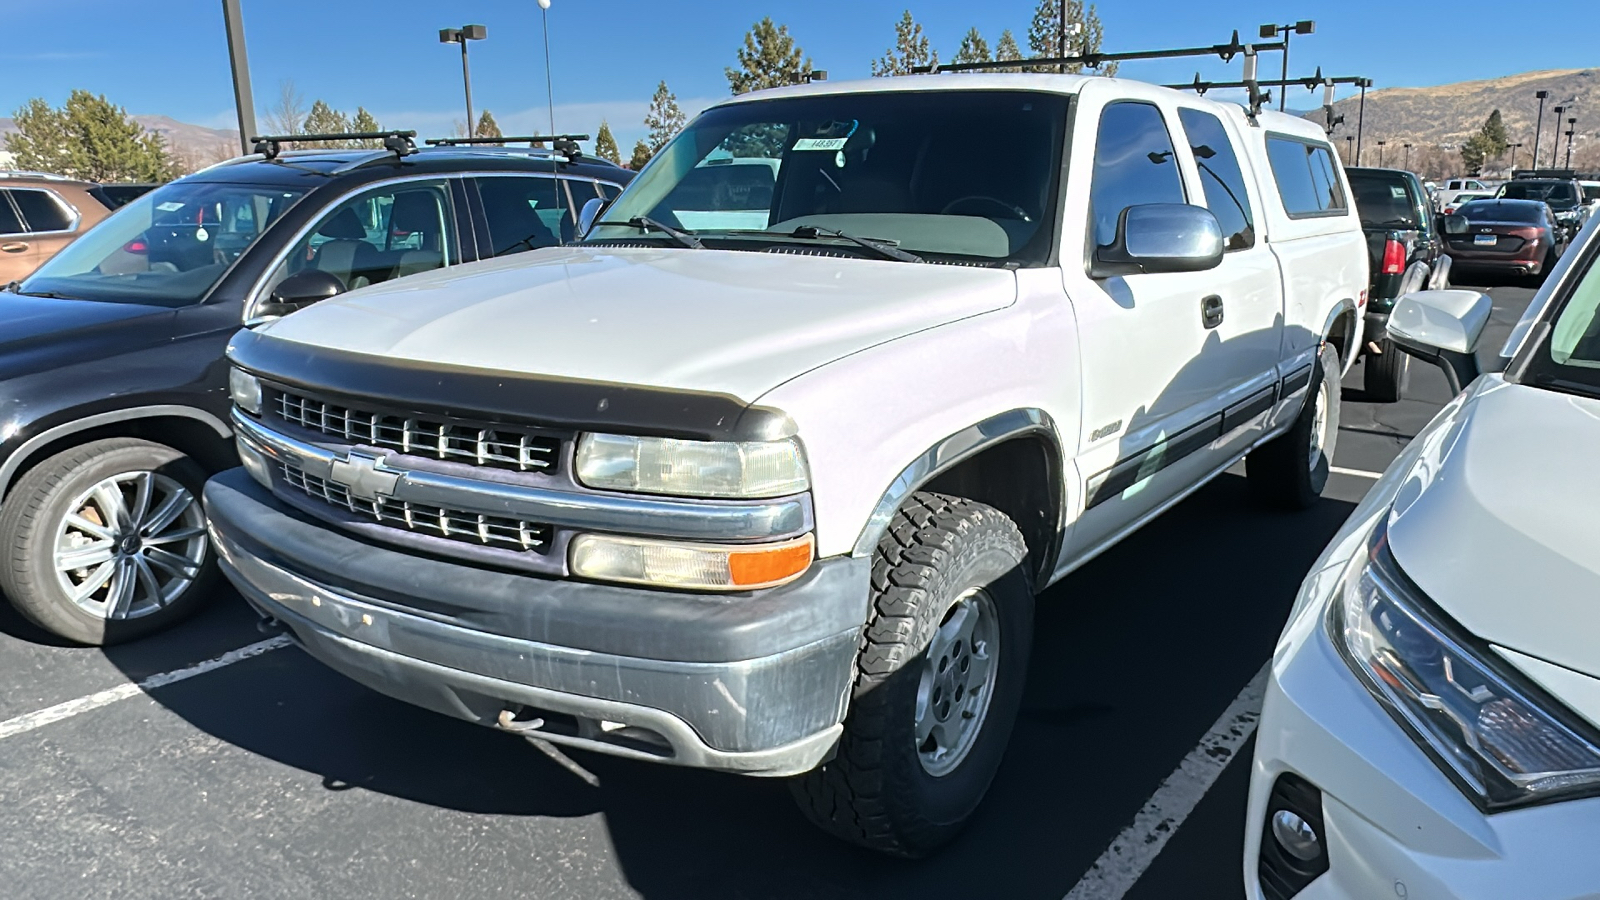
1091, 204, 1224, 278
1388, 289, 1493, 394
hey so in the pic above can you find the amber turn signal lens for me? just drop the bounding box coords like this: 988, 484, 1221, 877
729, 536, 815, 588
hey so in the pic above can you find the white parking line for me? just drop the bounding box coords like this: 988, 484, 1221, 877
1330, 466, 1382, 480
1062, 664, 1269, 900
0, 635, 292, 742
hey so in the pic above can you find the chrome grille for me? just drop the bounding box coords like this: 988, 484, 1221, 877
280, 463, 551, 553
272, 390, 560, 473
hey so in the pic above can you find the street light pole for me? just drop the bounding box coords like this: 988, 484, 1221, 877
1260, 20, 1315, 112
1356, 77, 1370, 165
1567, 118, 1578, 168
1377, 140, 1386, 167
1345, 135, 1354, 163
1404, 142, 1412, 169
1509, 142, 1522, 169
1551, 106, 1566, 166
440, 25, 487, 137
221, 0, 257, 156
1533, 90, 1549, 168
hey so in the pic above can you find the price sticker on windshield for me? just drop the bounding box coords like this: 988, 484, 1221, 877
794, 119, 859, 152
794, 137, 849, 151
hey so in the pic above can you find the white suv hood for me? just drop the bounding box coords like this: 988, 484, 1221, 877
1387, 380, 1600, 682
259, 246, 1016, 402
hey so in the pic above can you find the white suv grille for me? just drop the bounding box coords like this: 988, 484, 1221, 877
280, 463, 551, 553
273, 390, 561, 473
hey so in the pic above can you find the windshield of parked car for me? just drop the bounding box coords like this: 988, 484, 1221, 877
1583, 184, 1600, 202
1525, 237, 1600, 397
18, 180, 306, 306
1457, 200, 1544, 224
588, 90, 1070, 266
1348, 171, 1418, 228
1497, 181, 1578, 209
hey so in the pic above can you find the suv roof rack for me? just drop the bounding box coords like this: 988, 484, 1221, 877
425, 134, 591, 160
249, 131, 418, 161
0, 170, 78, 182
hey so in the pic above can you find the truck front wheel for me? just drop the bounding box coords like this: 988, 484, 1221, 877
791, 492, 1033, 857
1247, 343, 1341, 510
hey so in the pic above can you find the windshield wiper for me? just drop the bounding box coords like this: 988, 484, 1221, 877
601, 216, 703, 250
789, 225, 924, 263
710, 226, 926, 263
18, 290, 85, 301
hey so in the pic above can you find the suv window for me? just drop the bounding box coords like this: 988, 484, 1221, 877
263, 179, 457, 301
0, 192, 23, 235
1267, 136, 1347, 217
1090, 102, 1186, 248
1177, 108, 1254, 250
9, 188, 74, 233
477, 175, 573, 256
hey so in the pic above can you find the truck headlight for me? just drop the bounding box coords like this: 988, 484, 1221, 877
1331, 520, 1600, 809
229, 367, 263, 415
575, 433, 808, 499
570, 533, 813, 591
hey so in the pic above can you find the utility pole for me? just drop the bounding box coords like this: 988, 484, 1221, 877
1532, 90, 1549, 170
221, 0, 257, 156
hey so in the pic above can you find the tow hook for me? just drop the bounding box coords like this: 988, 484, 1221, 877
497, 708, 546, 734
256, 615, 285, 635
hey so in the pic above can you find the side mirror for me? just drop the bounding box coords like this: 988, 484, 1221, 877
1091, 204, 1224, 278
1441, 214, 1468, 235
248, 269, 346, 326
1387, 289, 1493, 394
577, 197, 610, 240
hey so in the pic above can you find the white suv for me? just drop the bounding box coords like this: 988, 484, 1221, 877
206, 74, 1368, 856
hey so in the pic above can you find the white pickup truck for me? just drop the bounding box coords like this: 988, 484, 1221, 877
206, 74, 1367, 856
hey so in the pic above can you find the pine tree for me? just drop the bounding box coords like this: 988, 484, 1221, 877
475, 110, 503, 144
871, 10, 938, 76
629, 139, 653, 170
1460, 134, 1488, 176
4, 91, 177, 182
350, 107, 383, 149
953, 27, 992, 66
1027, 0, 1115, 75
302, 100, 351, 146
726, 18, 812, 94
594, 120, 621, 164
643, 81, 685, 154
1481, 109, 1508, 158
995, 29, 1024, 73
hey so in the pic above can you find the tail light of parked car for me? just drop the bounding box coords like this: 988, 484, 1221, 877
121, 239, 148, 255
1380, 239, 1407, 275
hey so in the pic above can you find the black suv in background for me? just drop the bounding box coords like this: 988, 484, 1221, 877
1344, 166, 1451, 401
1497, 172, 1589, 241
0, 133, 630, 644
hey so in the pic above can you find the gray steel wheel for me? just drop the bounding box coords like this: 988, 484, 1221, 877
915, 587, 999, 777
1307, 381, 1330, 473
53, 471, 208, 621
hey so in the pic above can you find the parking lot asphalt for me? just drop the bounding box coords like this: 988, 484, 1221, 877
0, 280, 1538, 900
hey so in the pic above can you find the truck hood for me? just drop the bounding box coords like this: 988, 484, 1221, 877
1387, 380, 1600, 684
258, 246, 1017, 402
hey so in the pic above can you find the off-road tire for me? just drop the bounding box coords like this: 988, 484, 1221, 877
1363, 337, 1408, 402
1247, 343, 1341, 510
790, 493, 1033, 857
0, 439, 218, 645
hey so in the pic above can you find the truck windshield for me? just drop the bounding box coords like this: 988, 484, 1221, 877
18, 180, 306, 307
588, 90, 1070, 266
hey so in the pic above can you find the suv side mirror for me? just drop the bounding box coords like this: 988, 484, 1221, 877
248, 269, 346, 326
1441, 214, 1468, 234
577, 197, 610, 240
1091, 204, 1224, 278
1388, 289, 1493, 394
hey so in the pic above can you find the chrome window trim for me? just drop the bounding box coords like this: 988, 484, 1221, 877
235, 411, 812, 542
3, 186, 82, 237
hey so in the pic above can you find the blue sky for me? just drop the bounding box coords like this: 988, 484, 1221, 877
0, 0, 1594, 152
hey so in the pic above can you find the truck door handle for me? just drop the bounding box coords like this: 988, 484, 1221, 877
1, 242, 29, 253
1201, 295, 1224, 329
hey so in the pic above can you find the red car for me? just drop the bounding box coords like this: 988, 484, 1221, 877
1446, 198, 1567, 285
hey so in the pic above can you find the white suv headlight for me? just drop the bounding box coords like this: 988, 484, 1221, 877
575, 433, 808, 499
1331, 520, 1600, 809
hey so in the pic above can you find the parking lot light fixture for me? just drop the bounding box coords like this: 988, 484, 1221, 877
1403, 142, 1412, 169
1509, 141, 1523, 169
1552, 105, 1566, 166
1377, 139, 1386, 167
1567, 118, 1578, 168
1259, 20, 1316, 111
1344, 135, 1354, 163
440, 25, 488, 138
1533, 90, 1549, 167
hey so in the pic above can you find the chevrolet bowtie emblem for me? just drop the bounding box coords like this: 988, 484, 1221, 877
328, 452, 402, 501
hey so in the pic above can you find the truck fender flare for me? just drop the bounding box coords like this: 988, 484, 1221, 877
0, 405, 233, 499
850, 408, 1066, 573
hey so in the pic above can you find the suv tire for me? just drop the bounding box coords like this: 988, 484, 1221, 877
0, 439, 218, 645
1248, 343, 1341, 510
1363, 338, 1408, 402
790, 492, 1033, 857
